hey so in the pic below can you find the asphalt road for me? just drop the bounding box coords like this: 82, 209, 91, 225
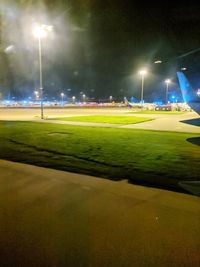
0, 107, 199, 133
0, 159, 199, 267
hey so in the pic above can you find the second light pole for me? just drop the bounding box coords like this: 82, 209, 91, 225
165, 79, 171, 104
139, 69, 147, 107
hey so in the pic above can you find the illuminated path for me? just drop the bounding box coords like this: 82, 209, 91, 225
0, 159, 199, 267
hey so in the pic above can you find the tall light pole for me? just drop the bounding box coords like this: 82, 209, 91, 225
165, 79, 171, 104
33, 24, 52, 119
139, 70, 147, 107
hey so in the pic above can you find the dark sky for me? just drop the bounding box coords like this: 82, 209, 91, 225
1, 0, 200, 101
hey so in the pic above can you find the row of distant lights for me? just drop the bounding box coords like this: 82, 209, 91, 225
34, 90, 83, 100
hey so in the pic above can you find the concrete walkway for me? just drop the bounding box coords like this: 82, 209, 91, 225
34, 115, 200, 133
0, 107, 199, 133
122, 113, 200, 133
0, 159, 199, 267
35, 112, 200, 133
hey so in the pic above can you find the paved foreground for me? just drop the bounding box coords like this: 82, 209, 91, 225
0, 160, 199, 267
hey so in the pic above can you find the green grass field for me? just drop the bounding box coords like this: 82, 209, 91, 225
0, 121, 199, 193
48, 115, 153, 124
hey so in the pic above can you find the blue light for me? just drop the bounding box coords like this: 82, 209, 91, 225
153, 101, 163, 105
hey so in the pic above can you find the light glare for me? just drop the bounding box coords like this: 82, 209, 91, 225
139, 70, 147, 75
165, 79, 171, 84
33, 25, 47, 38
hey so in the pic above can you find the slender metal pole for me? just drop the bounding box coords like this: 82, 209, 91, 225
38, 36, 44, 119
141, 74, 144, 107
166, 82, 169, 104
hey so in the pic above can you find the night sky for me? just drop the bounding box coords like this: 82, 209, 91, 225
1, 0, 200, 101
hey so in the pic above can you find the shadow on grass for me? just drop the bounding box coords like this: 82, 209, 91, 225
127, 174, 189, 195
179, 181, 200, 196
0, 138, 196, 196
187, 137, 200, 146
180, 118, 200, 126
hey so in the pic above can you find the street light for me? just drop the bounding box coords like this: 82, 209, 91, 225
33, 24, 52, 119
82, 94, 86, 102
165, 79, 171, 104
139, 69, 147, 107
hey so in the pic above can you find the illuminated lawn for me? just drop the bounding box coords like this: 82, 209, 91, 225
48, 115, 153, 124
0, 121, 199, 192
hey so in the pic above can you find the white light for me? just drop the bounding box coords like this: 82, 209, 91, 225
165, 79, 171, 84
154, 60, 162, 64
61, 93, 64, 97
181, 67, 187, 71
33, 25, 47, 38
33, 24, 53, 39
4, 45, 15, 54
139, 70, 147, 75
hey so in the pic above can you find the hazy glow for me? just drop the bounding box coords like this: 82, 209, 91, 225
4, 45, 15, 54
139, 70, 147, 76
61, 92, 64, 97
165, 79, 171, 84
33, 24, 53, 39
33, 25, 47, 38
